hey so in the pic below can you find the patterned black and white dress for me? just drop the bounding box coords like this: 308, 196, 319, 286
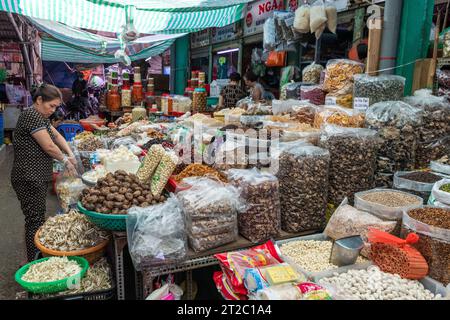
11, 107, 56, 262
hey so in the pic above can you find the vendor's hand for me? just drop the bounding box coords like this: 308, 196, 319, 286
65, 161, 78, 177
68, 156, 77, 167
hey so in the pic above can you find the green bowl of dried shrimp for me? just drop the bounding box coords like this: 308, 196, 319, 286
15, 256, 89, 294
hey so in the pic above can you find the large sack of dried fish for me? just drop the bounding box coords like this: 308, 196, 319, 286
36, 210, 109, 252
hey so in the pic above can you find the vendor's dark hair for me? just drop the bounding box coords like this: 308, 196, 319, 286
50, 109, 64, 122
229, 72, 241, 82
31, 83, 62, 103
244, 71, 258, 82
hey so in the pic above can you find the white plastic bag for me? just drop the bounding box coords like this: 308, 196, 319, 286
263, 17, 278, 51
294, 3, 310, 33
310, 0, 327, 33
146, 283, 183, 300
432, 179, 450, 206
325, 0, 337, 34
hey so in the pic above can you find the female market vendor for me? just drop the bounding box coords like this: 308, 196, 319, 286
217, 72, 247, 110
11, 84, 78, 262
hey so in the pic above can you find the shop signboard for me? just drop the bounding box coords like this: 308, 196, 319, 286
191, 29, 210, 49
243, 0, 285, 36
288, 0, 348, 12
211, 23, 239, 44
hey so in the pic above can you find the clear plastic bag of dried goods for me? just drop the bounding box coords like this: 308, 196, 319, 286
136, 144, 165, 183
430, 158, 450, 175
111, 136, 137, 150
417, 136, 450, 170
319, 125, 379, 205
401, 206, 450, 284
353, 74, 406, 107
314, 106, 366, 128
323, 59, 365, 95
272, 99, 305, 115
150, 151, 178, 197
283, 82, 303, 100
274, 11, 299, 43
365, 101, 423, 129
432, 178, 450, 206
354, 189, 423, 221
294, 2, 310, 33
436, 69, 450, 89
310, 0, 327, 33
302, 62, 324, 84
300, 84, 325, 105
277, 145, 330, 232
263, 17, 278, 51
394, 171, 444, 193
177, 178, 240, 251
325, 0, 337, 33
324, 198, 397, 242
325, 93, 353, 108
127, 196, 187, 270
444, 32, 450, 58
55, 175, 86, 212
227, 168, 281, 243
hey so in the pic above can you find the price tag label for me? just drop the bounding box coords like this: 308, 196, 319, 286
354, 97, 370, 111
325, 96, 337, 105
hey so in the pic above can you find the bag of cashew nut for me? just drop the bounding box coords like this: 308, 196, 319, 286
227, 168, 281, 243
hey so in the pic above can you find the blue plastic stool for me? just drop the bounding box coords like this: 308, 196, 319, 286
57, 123, 84, 141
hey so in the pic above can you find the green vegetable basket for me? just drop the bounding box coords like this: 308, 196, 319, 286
77, 202, 127, 231
15, 256, 89, 294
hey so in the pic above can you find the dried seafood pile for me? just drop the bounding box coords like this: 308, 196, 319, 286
34, 258, 113, 298
22, 257, 81, 283
38, 210, 109, 251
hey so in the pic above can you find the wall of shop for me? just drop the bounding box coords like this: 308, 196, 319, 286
186, 0, 387, 97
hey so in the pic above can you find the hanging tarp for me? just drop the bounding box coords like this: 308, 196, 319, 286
0, 0, 249, 34
30, 17, 185, 51
41, 36, 175, 63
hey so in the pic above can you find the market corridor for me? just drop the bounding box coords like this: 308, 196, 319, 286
0, 145, 58, 299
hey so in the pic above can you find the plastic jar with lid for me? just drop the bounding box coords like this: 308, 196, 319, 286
193, 88, 207, 113
121, 72, 131, 107
109, 85, 121, 111
132, 67, 144, 105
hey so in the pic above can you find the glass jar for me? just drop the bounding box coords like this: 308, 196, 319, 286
121, 72, 131, 107
132, 67, 143, 105
109, 85, 121, 111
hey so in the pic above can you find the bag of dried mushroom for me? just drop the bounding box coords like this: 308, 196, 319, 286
324, 198, 397, 257
227, 168, 281, 243
277, 145, 330, 233
319, 125, 379, 205
127, 196, 187, 270
176, 178, 241, 252
403, 94, 450, 168
365, 100, 424, 187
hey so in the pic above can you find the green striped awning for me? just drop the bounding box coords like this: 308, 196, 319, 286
41, 36, 175, 63
0, 0, 248, 33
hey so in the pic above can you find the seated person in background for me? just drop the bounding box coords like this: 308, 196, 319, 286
218, 72, 247, 110
243, 71, 265, 103
49, 109, 65, 128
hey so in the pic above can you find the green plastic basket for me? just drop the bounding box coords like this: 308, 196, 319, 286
15, 256, 89, 294
77, 202, 127, 231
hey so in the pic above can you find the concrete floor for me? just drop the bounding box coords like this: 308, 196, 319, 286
0, 145, 59, 300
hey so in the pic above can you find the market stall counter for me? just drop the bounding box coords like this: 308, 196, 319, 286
137, 229, 321, 300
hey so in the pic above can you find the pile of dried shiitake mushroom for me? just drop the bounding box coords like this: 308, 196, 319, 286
79, 170, 167, 214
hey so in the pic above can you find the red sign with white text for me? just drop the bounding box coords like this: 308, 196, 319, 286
243, 0, 285, 36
